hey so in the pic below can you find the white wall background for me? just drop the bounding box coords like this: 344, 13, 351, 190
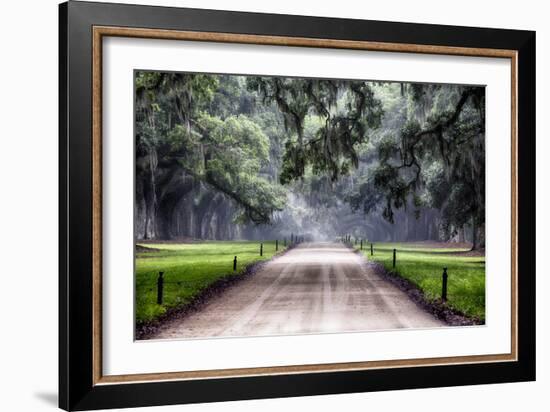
0, 0, 545, 411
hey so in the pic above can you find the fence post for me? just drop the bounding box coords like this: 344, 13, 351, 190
233, 256, 237, 271
284, 238, 287, 247
393, 249, 396, 268
370, 243, 374, 256
157, 272, 164, 305
276, 239, 278, 251
260, 243, 263, 256
360, 239, 363, 250
442, 267, 448, 302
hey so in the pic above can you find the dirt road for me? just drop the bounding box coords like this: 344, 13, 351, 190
152, 242, 444, 339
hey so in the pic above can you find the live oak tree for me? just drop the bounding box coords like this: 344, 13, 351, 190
347, 83, 486, 249
135, 71, 485, 247
135, 72, 286, 238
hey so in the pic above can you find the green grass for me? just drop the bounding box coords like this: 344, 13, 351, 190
135, 240, 286, 323
357, 242, 485, 321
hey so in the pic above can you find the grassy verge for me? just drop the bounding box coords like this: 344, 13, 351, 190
357, 242, 485, 321
136, 240, 287, 324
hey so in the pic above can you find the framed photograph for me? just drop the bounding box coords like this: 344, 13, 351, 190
59, 1, 535, 410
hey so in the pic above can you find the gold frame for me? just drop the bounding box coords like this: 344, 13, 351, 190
92, 26, 518, 386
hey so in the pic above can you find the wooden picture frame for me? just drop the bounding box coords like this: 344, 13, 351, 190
59, 1, 535, 410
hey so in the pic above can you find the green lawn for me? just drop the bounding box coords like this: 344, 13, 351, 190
357, 242, 485, 321
136, 240, 286, 323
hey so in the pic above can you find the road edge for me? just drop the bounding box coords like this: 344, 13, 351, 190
352, 247, 484, 327
135, 244, 298, 340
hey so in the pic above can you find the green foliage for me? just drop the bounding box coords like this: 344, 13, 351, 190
135, 241, 286, 323
196, 113, 286, 223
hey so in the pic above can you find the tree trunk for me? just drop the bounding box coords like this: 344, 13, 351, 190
458, 225, 465, 243
470, 218, 477, 251
143, 149, 158, 239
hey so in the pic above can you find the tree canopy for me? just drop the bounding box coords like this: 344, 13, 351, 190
135, 71, 485, 248
346, 83, 485, 247
248, 77, 383, 183
136, 72, 286, 226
